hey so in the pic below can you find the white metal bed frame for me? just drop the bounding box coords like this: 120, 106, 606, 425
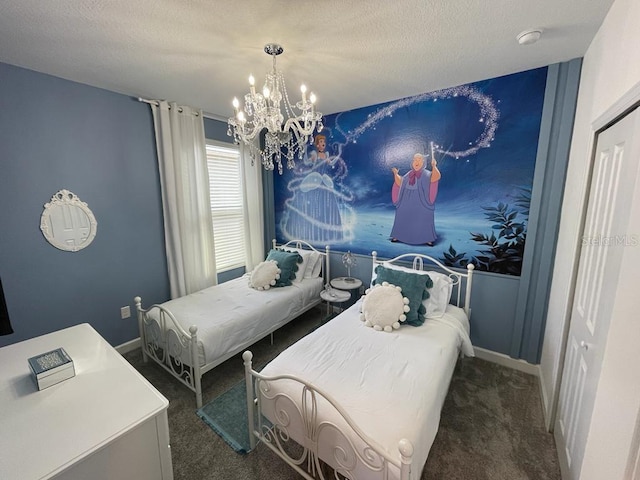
134, 240, 330, 408
243, 251, 474, 480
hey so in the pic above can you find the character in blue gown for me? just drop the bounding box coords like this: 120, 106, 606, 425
283, 135, 344, 242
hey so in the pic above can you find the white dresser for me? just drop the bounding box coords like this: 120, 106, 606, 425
0, 323, 173, 480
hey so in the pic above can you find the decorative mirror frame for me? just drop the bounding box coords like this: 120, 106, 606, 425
40, 189, 98, 252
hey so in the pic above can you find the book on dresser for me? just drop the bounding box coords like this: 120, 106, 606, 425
27, 347, 75, 390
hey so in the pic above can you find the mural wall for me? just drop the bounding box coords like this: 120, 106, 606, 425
274, 67, 548, 276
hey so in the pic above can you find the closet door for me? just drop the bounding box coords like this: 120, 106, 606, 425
554, 107, 640, 480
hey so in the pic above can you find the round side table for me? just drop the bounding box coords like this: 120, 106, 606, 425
327, 277, 363, 319
320, 287, 351, 320
330, 277, 363, 291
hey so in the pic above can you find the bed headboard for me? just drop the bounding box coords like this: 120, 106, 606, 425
371, 251, 474, 318
273, 239, 331, 288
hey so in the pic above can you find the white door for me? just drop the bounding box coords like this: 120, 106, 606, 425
554, 107, 640, 480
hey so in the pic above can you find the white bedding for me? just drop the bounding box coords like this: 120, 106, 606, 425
152, 275, 324, 366
259, 299, 473, 480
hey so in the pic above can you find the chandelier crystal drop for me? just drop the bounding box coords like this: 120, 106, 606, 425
227, 43, 323, 174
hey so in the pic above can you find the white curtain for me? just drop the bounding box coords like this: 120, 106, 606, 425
150, 100, 217, 298
240, 142, 265, 270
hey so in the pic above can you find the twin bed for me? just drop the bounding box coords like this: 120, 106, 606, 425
135, 240, 329, 408
243, 251, 474, 480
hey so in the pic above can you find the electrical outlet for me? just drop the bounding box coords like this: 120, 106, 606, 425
120, 306, 131, 319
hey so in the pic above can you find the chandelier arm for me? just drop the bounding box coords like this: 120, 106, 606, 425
284, 117, 318, 139
244, 126, 263, 141
229, 118, 262, 142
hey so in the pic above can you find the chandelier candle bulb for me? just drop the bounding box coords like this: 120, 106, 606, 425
301, 84, 307, 102
249, 75, 256, 95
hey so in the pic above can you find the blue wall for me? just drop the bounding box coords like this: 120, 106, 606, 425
0, 62, 239, 349
0, 63, 170, 348
325, 252, 522, 354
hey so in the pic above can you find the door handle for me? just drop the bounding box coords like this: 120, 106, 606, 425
580, 341, 591, 351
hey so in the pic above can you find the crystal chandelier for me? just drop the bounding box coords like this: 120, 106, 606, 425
227, 43, 323, 174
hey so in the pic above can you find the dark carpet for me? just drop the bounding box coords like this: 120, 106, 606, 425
124, 306, 561, 480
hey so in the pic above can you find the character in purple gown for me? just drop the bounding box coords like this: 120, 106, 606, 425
390, 153, 441, 245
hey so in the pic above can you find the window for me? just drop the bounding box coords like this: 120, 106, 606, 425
206, 141, 246, 273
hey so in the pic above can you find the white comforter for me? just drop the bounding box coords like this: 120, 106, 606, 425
259, 300, 473, 480
153, 275, 324, 366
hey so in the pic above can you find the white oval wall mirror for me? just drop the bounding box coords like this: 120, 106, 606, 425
40, 189, 97, 252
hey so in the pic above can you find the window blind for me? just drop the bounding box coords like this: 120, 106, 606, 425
206, 142, 246, 272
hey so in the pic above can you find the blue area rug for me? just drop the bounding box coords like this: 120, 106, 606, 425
196, 380, 252, 454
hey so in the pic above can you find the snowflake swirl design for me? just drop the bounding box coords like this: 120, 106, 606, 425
335, 85, 499, 159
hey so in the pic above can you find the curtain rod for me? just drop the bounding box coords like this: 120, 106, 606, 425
137, 97, 200, 117
138, 97, 228, 123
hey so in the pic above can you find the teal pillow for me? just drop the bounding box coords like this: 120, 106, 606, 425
265, 249, 302, 287
373, 265, 433, 326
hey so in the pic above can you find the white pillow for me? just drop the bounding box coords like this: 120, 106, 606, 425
359, 282, 410, 332
423, 271, 453, 318
310, 252, 323, 278
380, 262, 453, 319
248, 260, 281, 290
298, 250, 321, 278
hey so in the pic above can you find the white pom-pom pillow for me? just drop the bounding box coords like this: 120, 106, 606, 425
249, 260, 281, 290
360, 282, 410, 332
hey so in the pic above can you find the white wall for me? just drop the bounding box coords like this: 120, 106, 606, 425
540, 0, 640, 428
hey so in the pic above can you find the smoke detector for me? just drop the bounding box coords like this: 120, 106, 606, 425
517, 29, 542, 45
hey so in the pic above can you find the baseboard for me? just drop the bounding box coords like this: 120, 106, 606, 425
115, 337, 141, 355
473, 346, 541, 377
538, 368, 555, 432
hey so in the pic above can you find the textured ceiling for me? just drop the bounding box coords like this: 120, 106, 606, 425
0, 0, 613, 119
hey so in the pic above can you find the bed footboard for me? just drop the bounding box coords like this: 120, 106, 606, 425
243, 351, 413, 480
134, 296, 204, 408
